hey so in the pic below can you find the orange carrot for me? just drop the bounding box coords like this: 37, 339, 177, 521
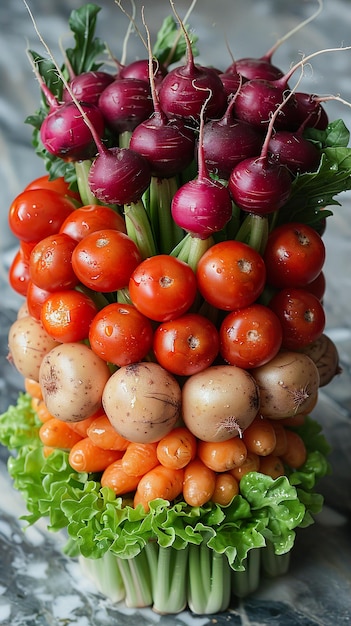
101, 459, 142, 495
182, 458, 216, 507
212, 473, 239, 506
231, 451, 260, 480
197, 437, 247, 472
34, 400, 55, 423
281, 430, 307, 469
122, 442, 159, 477
68, 437, 123, 473
280, 414, 306, 427
259, 455, 285, 479
87, 414, 130, 451
42, 446, 55, 458
39, 418, 83, 449
243, 416, 277, 456
270, 421, 288, 456
25, 377, 43, 400
133, 465, 184, 512
68, 414, 101, 437
156, 427, 197, 469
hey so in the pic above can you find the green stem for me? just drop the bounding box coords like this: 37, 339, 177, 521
188, 544, 231, 615
79, 553, 125, 603
261, 541, 291, 577
75, 160, 97, 205
124, 200, 157, 259
149, 177, 183, 254
187, 235, 214, 273
119, 130, 132, 148
152, 546, 188, 614
231, 548, 261, 598
117, 550, 153, 608
235, 213, 269, 254
170, 232, 192, 261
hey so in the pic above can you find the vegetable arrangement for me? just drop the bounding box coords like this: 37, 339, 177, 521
0, 0, 349, 615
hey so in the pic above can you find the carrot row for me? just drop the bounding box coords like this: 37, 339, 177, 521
30, 392, 307, 512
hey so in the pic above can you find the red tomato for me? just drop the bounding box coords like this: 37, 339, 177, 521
263, 222, 326, 289
24, 174, 81, 202
129, 255, 197, 322
8, 189, 76, 243
29, 233, 79, 291
219, 304, 282, 368
26, 281, 52, 320
40, 290, 98, 342
8, 249, 30, 296
269, 287, 325, 349
59, 205, 126, 241
89, 303, 153, 366
72, 229, 141, 293
153, 313, 220, 376
300, 271, 326, 301
196, 240, 266, 311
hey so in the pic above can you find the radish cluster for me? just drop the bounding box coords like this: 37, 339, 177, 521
7, 2, 344, 513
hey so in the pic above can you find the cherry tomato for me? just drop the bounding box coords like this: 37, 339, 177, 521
59, 205, 126, 241
40, 290, 98, 342
72, 229, 141, 293
153, 313, 219, 376
263, 222, 326, 289
29, 233, 79, 291
26, 281, 52, 320
8, 249, 30, 296
220, 304, 282, 368
269, 287, 325, 349
89, 303, 153, 366
196, 240, 266, 311
24, 174, 81, 202
8, 189, 76, 243
300, 271, 326, 301
129, 255, 197, 322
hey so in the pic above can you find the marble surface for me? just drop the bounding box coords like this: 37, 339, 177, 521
0, 0, 351, 624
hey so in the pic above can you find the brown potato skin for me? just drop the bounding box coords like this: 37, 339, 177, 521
181, 364, 260, 442
250, 351, 320, 419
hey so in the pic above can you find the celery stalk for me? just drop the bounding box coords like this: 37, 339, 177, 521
188, 544, 231, 614
261, 541, 291, 577
79, 552, 125, 603
152, 546, 188, 614
231, 548, 261, 598
116, 549, 153, 608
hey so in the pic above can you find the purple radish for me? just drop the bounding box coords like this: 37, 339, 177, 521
158, 1, 226, 122
40, 101, 105, 161
171, 95, 233, 239
226, 57, 283, 82
98, 77, 154, 133
28, 55, 106, 162
62, 70, 115, 105
219, 71, 243, 99
119, 58, 167, 86
268, 129, 321, 174
228, 91, 294, 215
294, 92, 329, 130
226, 0, 323, 82
201, 96, 263, 179
234, 44, 350, 131
129, 19, 195, 178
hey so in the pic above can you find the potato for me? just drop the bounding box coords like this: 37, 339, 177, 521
102, 362, 182, 443
182, 364, 260, 442
299, 333, 341, 387
251, 350, 320, 419
8, 315, 60, 382
39, 342, 111, 422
